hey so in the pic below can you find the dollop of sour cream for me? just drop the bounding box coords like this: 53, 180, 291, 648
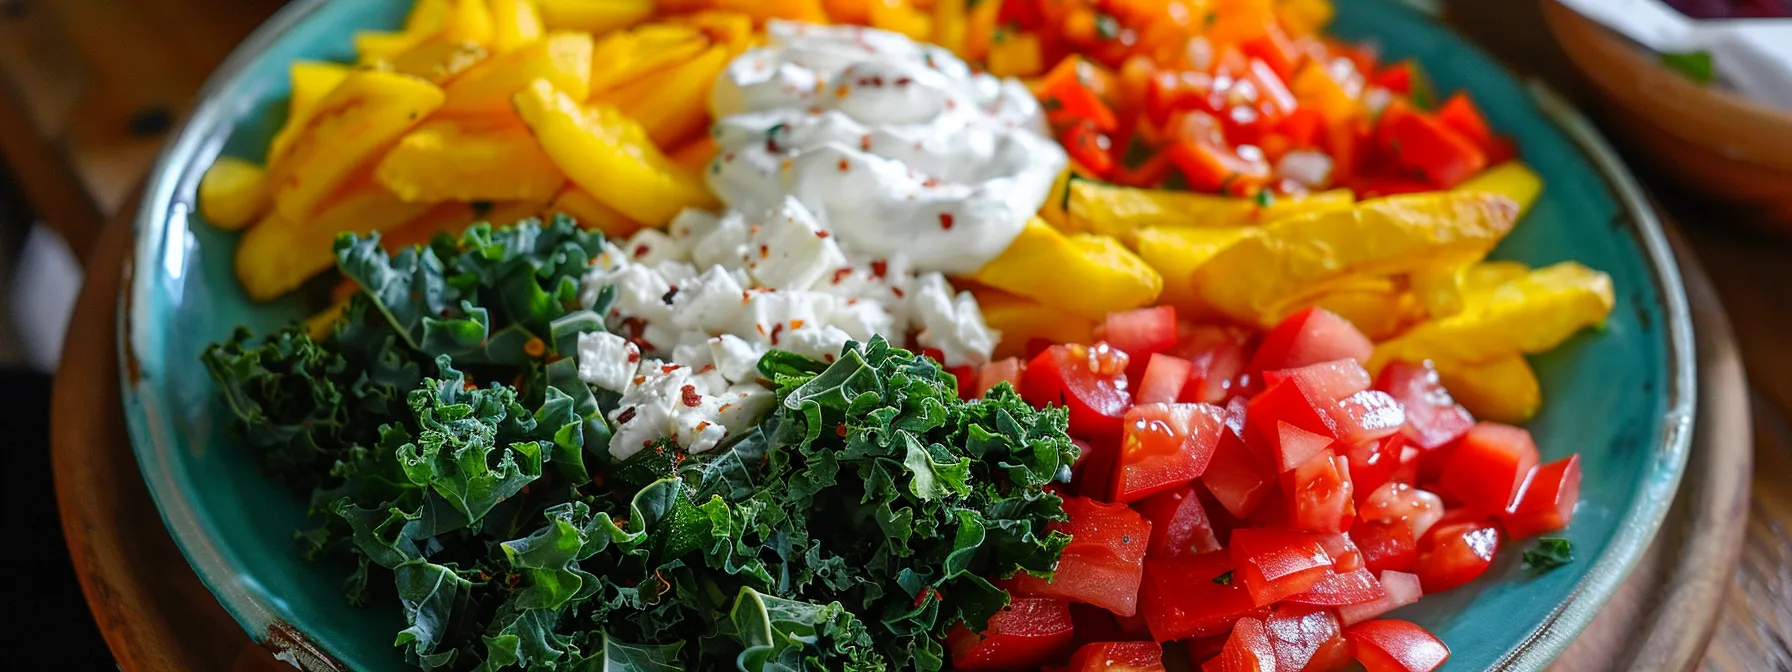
707, 20, 1068, 275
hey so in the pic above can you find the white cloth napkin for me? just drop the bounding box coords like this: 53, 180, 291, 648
1555, 0, 1792, 110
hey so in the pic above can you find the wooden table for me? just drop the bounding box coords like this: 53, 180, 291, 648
17, 0, 1791, 669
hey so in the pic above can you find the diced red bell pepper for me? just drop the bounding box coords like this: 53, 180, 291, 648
1137, 354, 1196, 405
1247, 58, 1299, 120
1501, 454, 1582, 540
1414, 517, 1500, 593
1278, 108, 1326, 149
1007, 497, 1151, 615
1113, 403, 1226, 503
1230, 528, 1334, 606
1169, 139, 1272, 194
1284, 567, 1386, 607
1376, 104, 1488, 188
1343, 619, 1451, 672
1367, 60, 1416, 95
1067, 641, 1168, 672
1325, 390, 1406, 446
1137, 484, 1224, 558
1038, 57, 1121, 132
1063, 121, 1118, 179
1434, 92, 1498, 158
1261, 359, 1372, 402
947, 597, 1078, 670
1437, 422, 1540, 516
1264, 604, 1353, 672
1374, 361, 1474, 451
1282, 450, 1356, 534
1251, 307, 1373, 372
1219, 617, 1278, 672
1023, 343, 1133, 440
1203, 408, 1278, 519
1141, 551, 1266, 642
1146, 70, 1217, 125
1350, 520, 1418, 574
1241, 22, 1303, 81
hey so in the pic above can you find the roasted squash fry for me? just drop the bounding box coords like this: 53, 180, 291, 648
606, 44, 730, 147
375, 116, 566, 203
1061, 176, 1352, 237
1370, 261, 1615, 371
669, 136, 719, 173
666, 11, 755, 48
385, 40, 490, 83
237, 185, 432, 301
587, 26, 712, 99
1407, 259, 1531, 319
1455, 161, 1543, 217
439, 0, 497, 45
1132, 225, 1255, 316
972, 218, 1162, 319
869, 0, 933, 41
440, 32, 593, 115
969, 285, 1098, 360
537, 0, 653, 33
268, 71, 445, 223
1193, 192, 1520, 326
269, 61, 353, 165
547, 184, 645, 238
513, 79, 717, 224
199, 157, 271, 231
1310, 283, 1425, 341
489, 0, 545, 52
1436, 354, 1542, 424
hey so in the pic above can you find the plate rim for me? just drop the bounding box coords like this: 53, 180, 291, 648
115, 1, 1700, 670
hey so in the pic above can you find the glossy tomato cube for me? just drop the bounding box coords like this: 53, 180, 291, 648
1114, 403, 1226, 503
1337, 571, 1423, 626
1501, 455, 1582, 540
1264, 603, 1353, 672
1067, 641, 1167, 672
1285, 567, 1386, 607
1359, 482, 1446, 543
1202, 414, 1278, 519
1140, 552, 1264, 641
1343, 619, 1450, 672
1247, 379, 1342, 470
1136, 484, 1223, 558
1007, 498, 1151, 616
1261, 359, 1372, 402
946, 597, 1077, 670
1023, 343, 1134, 440
1317, 533, 1366, 573
1182, 336, 1252, 404
1350, 521, 1418, 574
1346, 434, 1407, 505
1325, 390, 1406, 446
1282, 450, 1356, 534
1105, 306, 1180, 361
1219, 617, 1278, 672
1437, 422, 1540, 516
1249, 307, 1373, 372
1230, 528, 1334, 606
1374, 361, 1474, 451
1137, 353, 1196, 405
976, 357, 1024, 398
1415, 517, 1500, 593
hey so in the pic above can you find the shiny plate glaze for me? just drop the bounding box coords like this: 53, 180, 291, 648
120, 0, 1696, 669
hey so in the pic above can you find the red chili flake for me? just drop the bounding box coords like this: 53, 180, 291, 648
699, 363, 716, 374
633, 244, 650, 258
860, 134, 872, 151
756, 323, 767, 336
832, 268, 853, 284
695, 421, 711, 433
750, 225, 761, 235
681, 384, 702, 407
662, 364, 681, 373
632, 375, 647, 386
723, 152, 735, 163
817, 230, 831, 238
895, 77, 913, 87
741, 291, 752, 304
838, 158, 850, 172
945, 98, 957, 110
616, 407, 638, 424
871, 260, 889, 278
835, 424, 849, 437
719, 403, 733, 413
824, 352, 836, 362
809, 106, 822, 115
621, 317, 648, 340
939, 213, 955, 230
892, 287, 906, 298
759, 244, 770, 259
769, 323, 785, 345
791, 319, 806, 330
922, 176, 942, 188
846, 298, 858, 305
626, 348, 640, 363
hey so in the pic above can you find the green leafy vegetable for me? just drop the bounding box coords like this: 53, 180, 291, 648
1523, 537, 1573, 572
203, 217, 1076, 671
1660, 51, 1716, 85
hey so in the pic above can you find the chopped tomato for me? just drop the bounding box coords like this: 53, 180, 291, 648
978, 357, 1025, 397
1285, 567, 1386, 607
1137, 484, 1223, 558
1008, 497, 1151, 615
1437, 423, 1539, 516
1261, 360, 1371, 402
1070, 602, 1134, 643
1137, 354, 1196, 405
1359, 482, 1445, 543
1023, 343, 1133, 439
1282, 450, 1356, 534
1067, 641, 1167, 672
1317, 533, 1365, 573
1229, 528, 1334, 606
1337, 571, 1423, 626
1264, 604, 1353, 672
1184, 337, 1252, 404
1368, 61, 1415, 95
1344, 619, 1450, 672
1146, 70, 1216, 125
1246, 380, 1341, 472
1375, 361, 1474, 451
1203, 408, 1278, 518
1277, 108, 1325, 149
1169, 139, 1272, 195
1434, 92, 1497, 157
1219, 617, 1278, 672
1502, 455, 1582, 540
1350, 520, 1418, 574
1247, 58, 1299, 120
1376, 104, 1487, 188
1241, 23, 1303, 80
1077, 434, 1123, 501
1325, 390, 1406, 446
1345, 434, 1407, 504
1140, 551, 1265, 641
1114, 403, 1226, 503
1105, 306, 1180, 364
947, 597, 1078, 670
1414, 518, 1500, 593
1037, 56, 1122, 131
1064, 121, 1119, 178
1251, 307, 1373, 372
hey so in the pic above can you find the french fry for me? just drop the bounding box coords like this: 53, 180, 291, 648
237, 184, 433, 301
384, 40, 490, 83
440, 31, 594, 115
972, 219, 1162, 319
1371, 262, 1615, 371
547, 184, 645, 238
375, 116, 566, 203
537, 0, 653, 34
606, 44, 730, 147
587, 26, 711, 99
269, 61, 353, 164
199, 157, 271, 231
490, 0, 545, 52
268, 70, 445, 223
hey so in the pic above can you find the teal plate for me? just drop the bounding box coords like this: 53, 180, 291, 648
121, 0, 1696, 669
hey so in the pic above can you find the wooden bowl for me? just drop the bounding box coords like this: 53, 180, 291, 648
1541, 0, 1792, 232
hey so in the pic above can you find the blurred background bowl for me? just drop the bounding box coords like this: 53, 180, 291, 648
1541, 0, 1792, 233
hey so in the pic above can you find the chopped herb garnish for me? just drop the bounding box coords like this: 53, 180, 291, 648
1214, 570, 1234, 585
1660, 51, 1716, 85
1254, 190, 1276, 208
1205, 10, 1218, 26
1095, 13, 1121, 41
1524, 537, 1574, 571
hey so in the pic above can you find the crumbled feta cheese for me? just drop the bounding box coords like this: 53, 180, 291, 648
710, 334, 763, 384
912, 273, 999, 367
715, 384, 776, 431
744, 197, 848, 291
577, 331, 642, 394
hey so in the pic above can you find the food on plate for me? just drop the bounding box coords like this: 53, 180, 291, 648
198, 0, 1623, 669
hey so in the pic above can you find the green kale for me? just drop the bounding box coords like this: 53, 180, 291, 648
1523, 537, 1573, 572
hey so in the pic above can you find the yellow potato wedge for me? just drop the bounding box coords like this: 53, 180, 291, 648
268, 71, 445, 223
969, 285, 1098, 360
1455, 161, 1543, 218
199, 157, 271, 231
237, 185, 433, 301
587, 27, 712, 99
385, 40, 490, 84
513, 78, 717, 224
606, 44, 730, 147
439, 0, 496, 45
547, 184, 645, 238
972, 218, 1162, 320
1310, 283, 1425, 341
490, 0, 546, 52
1408, 259, 1532, 320
537, 0, 653, 33
1132, 225, 1256, 316
1436, 353, 1542, 424
440, 31, 593, 115
1371, 261, 1615, 371
270, 61, 353, 165
1062, 176, 1353, 237
1193, 192, 1521, 326
374, 116, 566, 203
